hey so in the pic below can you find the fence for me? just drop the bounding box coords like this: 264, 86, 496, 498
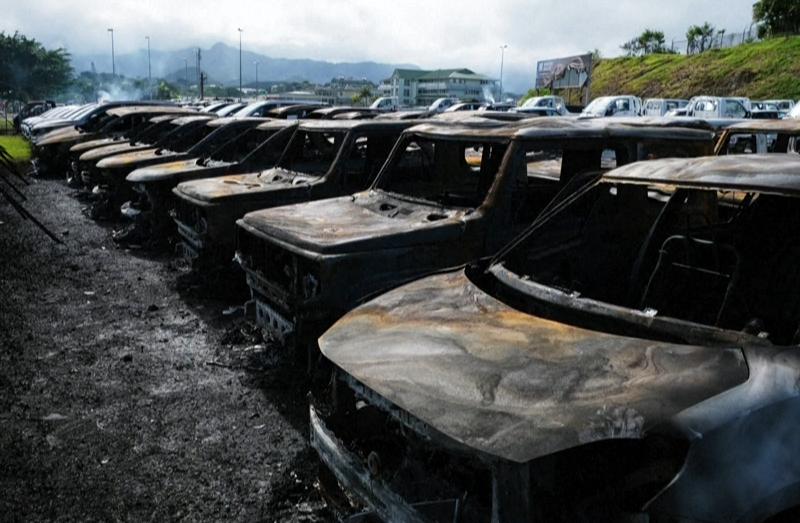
0, 100, 18, 135
667, 26, 760, 55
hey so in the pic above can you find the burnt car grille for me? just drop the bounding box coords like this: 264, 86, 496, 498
237, 228, 299, 308
173, 198, 207, 236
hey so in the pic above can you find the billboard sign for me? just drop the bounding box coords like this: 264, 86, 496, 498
535, 54, 592, 89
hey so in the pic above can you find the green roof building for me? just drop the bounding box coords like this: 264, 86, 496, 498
379, 68, 497, 107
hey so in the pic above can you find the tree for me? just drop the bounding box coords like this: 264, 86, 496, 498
351, 86, 373, 106
753, 0, 800, 37
155, 80, 180, 100
621, 29, 670, 56
0, 31, 73, 101
686, 22, 715, 53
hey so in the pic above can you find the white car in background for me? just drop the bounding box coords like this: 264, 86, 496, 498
580, 95, 642, 118
643, 98, 689, 116
686, 96, 751, 119
514, 95, 570, 115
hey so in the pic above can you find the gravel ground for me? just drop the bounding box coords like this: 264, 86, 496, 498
0, 173, 332, 521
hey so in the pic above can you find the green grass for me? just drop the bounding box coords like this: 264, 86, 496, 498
592, 36, 800, 99
0, 135, 32, 162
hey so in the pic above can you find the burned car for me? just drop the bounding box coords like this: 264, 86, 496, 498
88, 115, 220, 218
715, 119, 800, 155
234, 118, 714, 351
67, 105, 197, 159
122, 119, 297, 242
31, 102, 178, 175
172, 119, 420, 267
69, 114, 195, 187
312, 154, 800, 523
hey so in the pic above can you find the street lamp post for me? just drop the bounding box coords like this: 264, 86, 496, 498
145, 36, 151, 98
253, 61, 259, 99
237, 28, 243, 101
184, 58, 188, 95
499, 44, 508, 102
107, 28, 115, 77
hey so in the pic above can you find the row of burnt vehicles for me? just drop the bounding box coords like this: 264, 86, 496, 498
29, 102, 800, 522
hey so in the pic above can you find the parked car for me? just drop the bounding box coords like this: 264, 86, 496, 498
370, 97, 399, 112
20, 104, 80, 136
69, 112, 201, 187
715, 119, 800, 154
763, 99, 795, 117
308, 106, 381, 119
31, 103, 191, 177
215, 103, 246, 117
12, 100, 56, 132
233, 118, 714, 352
484, 102, 517, 112
312, 153, 800, 523
514, 95, 569, 116
123, 119, 297, 243
428, 97, 460, 113
88, 115, 218, 219
580, 96, 642, 118
444, 102, 488, 112
750, 109, 782, 120
172, 119, 421, 268
266, 104, 328, 120
643, 98, 689, 117
686, 96, 751, 119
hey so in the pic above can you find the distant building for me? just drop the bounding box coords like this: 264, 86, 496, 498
315, 77, 376, 106
378, 68, 497, 107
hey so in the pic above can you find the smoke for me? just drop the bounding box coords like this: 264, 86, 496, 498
96, 83, 146, 102
482, 85, 495, 104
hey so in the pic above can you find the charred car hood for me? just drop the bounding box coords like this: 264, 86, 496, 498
175, 168, 319, 204
36, 127, 89, 146
319, 270, 749, 463
239, 192, 467, 255
79, 142, 146, 162
95, 148, 179, 169
126, 157, 231, 184
70, 137, 118, 154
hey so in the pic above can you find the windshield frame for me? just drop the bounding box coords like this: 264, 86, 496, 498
481, 176, 782, 347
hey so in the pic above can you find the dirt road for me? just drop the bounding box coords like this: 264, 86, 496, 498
0, 175, 330, 521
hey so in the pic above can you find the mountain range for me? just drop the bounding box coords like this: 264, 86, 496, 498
70, 42, 420, 86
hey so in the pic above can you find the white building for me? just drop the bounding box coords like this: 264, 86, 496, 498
379, 68, 497, 107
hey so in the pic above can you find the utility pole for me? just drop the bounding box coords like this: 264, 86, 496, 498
238, 28, 243, 101
145, 36, 151, 82
197, 47, 202, 99
184, 58, 188, 95
145, 36, 151, 97
108, 28, 115, 77
499, 44, 508, 102
253, 60, 259, 99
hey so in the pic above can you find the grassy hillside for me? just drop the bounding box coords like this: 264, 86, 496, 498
591, 36, 800, 100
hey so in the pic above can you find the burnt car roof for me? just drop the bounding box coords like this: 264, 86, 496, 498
604, 153, 800, 196
723, 119, 800, 132
291, 118, 424, 132
170, 115, 216, 125
255, 119, 301, 131
107, 105, 195, 117
149, 115, 184, 124
267, 104, 327, 116
407, 117, 715, 142
309, 106, 378, 117
207, 116, 268, 128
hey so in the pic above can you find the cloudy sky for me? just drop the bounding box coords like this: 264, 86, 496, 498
5, 0, 757, 90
